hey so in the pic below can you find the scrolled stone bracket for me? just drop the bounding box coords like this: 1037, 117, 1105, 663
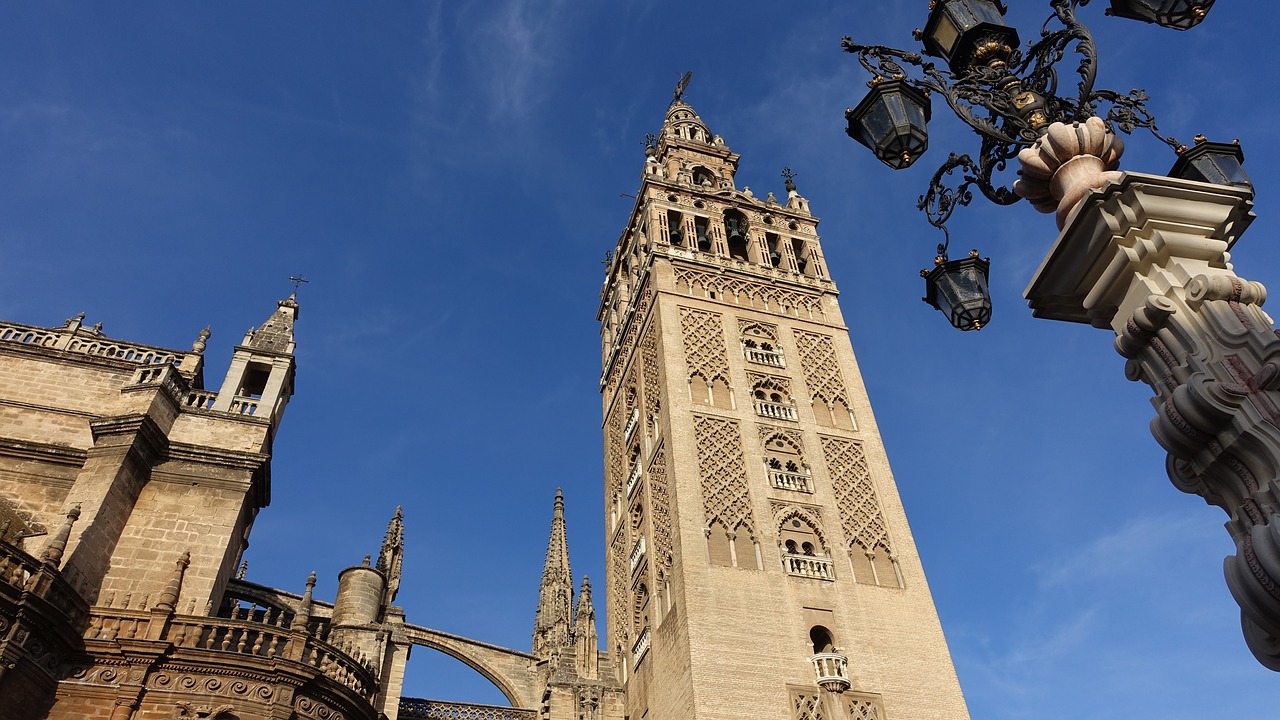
1024, 172, 1280, 669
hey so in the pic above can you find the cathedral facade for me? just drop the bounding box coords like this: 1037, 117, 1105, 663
0, 94, 967, 720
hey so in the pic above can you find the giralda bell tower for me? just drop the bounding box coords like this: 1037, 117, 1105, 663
597, 81, 971, 720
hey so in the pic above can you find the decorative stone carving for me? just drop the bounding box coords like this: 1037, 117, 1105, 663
1025, 172, 1280, 668
1014, 116, 1125, 228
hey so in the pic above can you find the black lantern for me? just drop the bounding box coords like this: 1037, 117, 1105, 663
846, 80, 931, 170
1106, 0, 1214, 30
922, 250, 991, 331
921, 0, 1019, 72
1170, 138, 1252, 192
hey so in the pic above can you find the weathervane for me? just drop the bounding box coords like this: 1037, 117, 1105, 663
289, 275, 310, 294
672, 71, 692, 104
781, 167, 797, 193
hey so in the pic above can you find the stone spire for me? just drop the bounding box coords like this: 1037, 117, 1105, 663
377, 506, 404, 606
532, 488, 573, 660
573, 576, 599, 680
247, 293, 299, 353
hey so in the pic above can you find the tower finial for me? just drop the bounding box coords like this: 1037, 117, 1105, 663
532, 489, 574, 660
672, 70, 693, 105
152, 550, 191, 613
377, 505, 405, 606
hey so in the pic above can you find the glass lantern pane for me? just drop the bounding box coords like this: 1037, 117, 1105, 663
932, 12, 960, 55
884, 95, 909, 131
969, 0, 1007, 24
862, 100, 893, 144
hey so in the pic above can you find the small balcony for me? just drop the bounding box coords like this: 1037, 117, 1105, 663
631, 625, 651, 668
624, 407, 641, 443
626, 460, 643, 497
784, 553, 834, 581
629, 535, 647, 575
770, 470, 813, 493
812, 652, 851, 693
745, 347, 785, 368
755, 400, 797, 421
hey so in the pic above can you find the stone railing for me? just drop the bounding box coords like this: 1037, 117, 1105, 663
398, 699, 536, 720
769, 470, 812, 493
185, 389, 219, 410
0, 538, 89, 627
85, 609, 377, 702
745, 347, 785, 368
664, 245, 833, 288
756, 400, 797, 421
0, 320, 183, 366
629, 535, 647, 575
784, 553, 834, 581
626, 460, 642, 497
229, 395, 260, 415
812, 652, 851, 693
631, 625, 651, 668
623, 407, 640, 443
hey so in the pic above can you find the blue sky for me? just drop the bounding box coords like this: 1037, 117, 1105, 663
1, 2, 1278, 717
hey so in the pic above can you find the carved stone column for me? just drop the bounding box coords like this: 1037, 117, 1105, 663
1023, 171, 1280, 668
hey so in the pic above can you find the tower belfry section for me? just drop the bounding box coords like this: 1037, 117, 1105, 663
597, 90, 971, 719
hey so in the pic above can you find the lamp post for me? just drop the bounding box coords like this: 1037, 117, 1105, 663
842, 0, 1280, 672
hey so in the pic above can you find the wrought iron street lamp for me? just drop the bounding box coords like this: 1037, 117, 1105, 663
842, 0, 1224, 330
1106, 0, 1215, 29
840, 0, 1280, 675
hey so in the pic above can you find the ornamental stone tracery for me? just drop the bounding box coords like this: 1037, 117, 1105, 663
693, 415, 755, 535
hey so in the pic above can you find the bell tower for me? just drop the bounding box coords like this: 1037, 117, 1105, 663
597, 83, 970, 720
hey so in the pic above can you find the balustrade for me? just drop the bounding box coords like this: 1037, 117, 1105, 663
629, 536, 647, 574
84, 609, 376, 701
811, 652, 851, 693
624, 407, 640, 443
626, 460, 642, 497
770, 470, 813, 493
631, 625, 651, 668
230, 396, 260, 415
784, 553, 834, 581
185, 389, 219, 410
399, 699, 536, 720
745, 347, 785, 368
755, 400, 797, 421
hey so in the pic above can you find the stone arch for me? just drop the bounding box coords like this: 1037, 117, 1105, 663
776, 507, 831, 556
403, 625, 540, 710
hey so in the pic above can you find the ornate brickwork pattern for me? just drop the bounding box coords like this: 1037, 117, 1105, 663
605, 404, 626, 504
790, 690, 826, 720
820, 436, 892, 555
757, 424, 804, 450
679, 307, 729, 382
649, 445, 673, 572
693, 415, 754, 534
674, 266, 824, 320
746, 371, 791, 395
793, 331, 849, 406
640, 327, 661, 422
844, 693, 885, 720
609, 524, 628, 652
737, 319, 778, 340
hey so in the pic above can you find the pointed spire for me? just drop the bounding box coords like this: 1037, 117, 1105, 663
152, 550, 191, 613
573, 575, 599, 680
41, 504, 80, 567
532, 488, 574, 660
377, 506, 404, 606
295, 571, 316, 632
247, 294, 299, 353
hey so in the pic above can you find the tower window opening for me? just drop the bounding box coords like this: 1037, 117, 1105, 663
810, 626, 835, 655
792, 238, 811, 275
238, 362, 271, 399
694, 217, 711, 251
724, 210, 750, 261
766, 233, 784, 268
693, 167, 715, 187
667, 210, 685, 247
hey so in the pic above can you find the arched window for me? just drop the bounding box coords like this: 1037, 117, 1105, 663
810, 625, 835, 654
723, 209, 750, 261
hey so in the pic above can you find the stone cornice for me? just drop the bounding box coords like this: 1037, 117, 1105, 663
0, 437, 88, 466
